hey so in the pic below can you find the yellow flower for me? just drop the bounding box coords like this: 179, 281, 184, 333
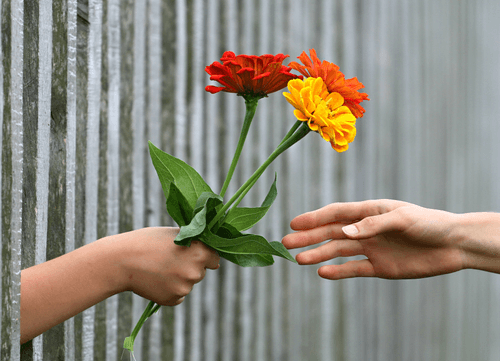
283, 77, 357, 152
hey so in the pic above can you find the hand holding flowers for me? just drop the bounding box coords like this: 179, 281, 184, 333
124, 49, 368, 354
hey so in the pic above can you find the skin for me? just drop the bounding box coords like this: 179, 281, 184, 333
282, 199, 500, 280
20, 227, 220, 345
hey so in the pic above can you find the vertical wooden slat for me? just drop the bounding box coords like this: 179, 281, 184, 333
220, 0, 238, 360
238, 1, 255, 360
81, 1, 102, 360
398, 2, 421, 361
93, 0, 108, 358
105, 0, 120, 359
20, 0, 39, 358
73, 2, 88, 359
43, 0, 70, 357
145, 0, 163, 359
116, 0, 135, 358
270, 0, 286, 359
318, 2, 337, 359
0, 0, 3, 352
65, 0, 77, 358
444, 2, 466, 361
286, 1, 305, 360
160, 0, 176, 358
300, 0, 319, 358
358, 2, 377, 359
30, 0, 53, 358
131, 0, 147, 358
203, 1, 221, 360
7, 0, 24, 358
173, 1, 187, 359
339, 2, 365, 361
187, 1, 204, 360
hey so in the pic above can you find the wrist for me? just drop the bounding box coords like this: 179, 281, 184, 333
454, 212, 500, 273
95, 232, 136, 296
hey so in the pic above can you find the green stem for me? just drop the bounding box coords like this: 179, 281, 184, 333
219, 98, 259, 198
127, 301, 156, 348
231, 120, 305, 209
278, 120, 301, 147
231, 175, 259, 209
209, 121, 309, 229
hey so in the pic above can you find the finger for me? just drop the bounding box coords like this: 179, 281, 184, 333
317, 259, 375, 280
282, 223, 347, 249
295, 240, 364, 265
191, 241, 221, 270
206, 252, 220, 270
342, 209, 409, 240
173, 296, 186, 305
290, 199, 404, 231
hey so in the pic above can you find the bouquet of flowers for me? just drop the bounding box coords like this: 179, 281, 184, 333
124, 49, 369, 353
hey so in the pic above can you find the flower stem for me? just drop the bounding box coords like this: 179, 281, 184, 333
231, 120, 304, 209
124, 301, 157, 351
278, 120, 302, 147
219, 98, 259, 198
209, 121, 309, 229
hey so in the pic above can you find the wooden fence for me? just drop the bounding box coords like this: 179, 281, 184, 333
2, 0, 500, 360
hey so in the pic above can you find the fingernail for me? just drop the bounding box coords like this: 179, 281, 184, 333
342, 224, 359, 236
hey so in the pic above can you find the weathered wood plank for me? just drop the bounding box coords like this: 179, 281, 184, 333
4, 0, 24, 359
220, 1, 239, 360
93, 0, 108, 356
42, 0, 69, 358
103, 0, 120, 359
202, 0, 221, 360
131, 0, 147, 358
159, 0, 176, 358
115, 0, 134, 356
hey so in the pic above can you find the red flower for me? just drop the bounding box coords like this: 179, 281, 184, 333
288, 49, 369, 118
205, 51, 302, 99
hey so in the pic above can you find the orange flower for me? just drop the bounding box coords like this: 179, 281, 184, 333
288, 49, 369, 118
205, 51, 302, 100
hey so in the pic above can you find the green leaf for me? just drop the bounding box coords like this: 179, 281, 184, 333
217, 251, 275, 267
200, 227, 297, 266
148, 141, 212, 208
174, 192, 223, 246
166, 183, 194, 226
174, 206, 208, 247
224, 174, 278, 231
173, 190, 297, 267
194, 192, 223, 214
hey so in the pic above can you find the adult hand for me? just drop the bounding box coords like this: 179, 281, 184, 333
282, 200, 470, 280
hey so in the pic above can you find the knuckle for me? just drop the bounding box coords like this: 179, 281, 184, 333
362, 216, 377, 230
394, 207, 414, 230
187, 269, 205, 283
175, 283, 193, 298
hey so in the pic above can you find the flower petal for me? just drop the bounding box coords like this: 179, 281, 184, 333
288, 49, 369, 118
206, 52, 301, 97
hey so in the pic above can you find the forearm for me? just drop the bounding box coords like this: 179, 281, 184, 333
455, 212, 500, 274
20, 235, 127, 344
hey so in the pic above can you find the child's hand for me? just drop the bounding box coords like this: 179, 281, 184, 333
118, 227, 220, 305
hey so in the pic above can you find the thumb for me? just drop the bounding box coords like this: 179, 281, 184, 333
342, 211, 404, 239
